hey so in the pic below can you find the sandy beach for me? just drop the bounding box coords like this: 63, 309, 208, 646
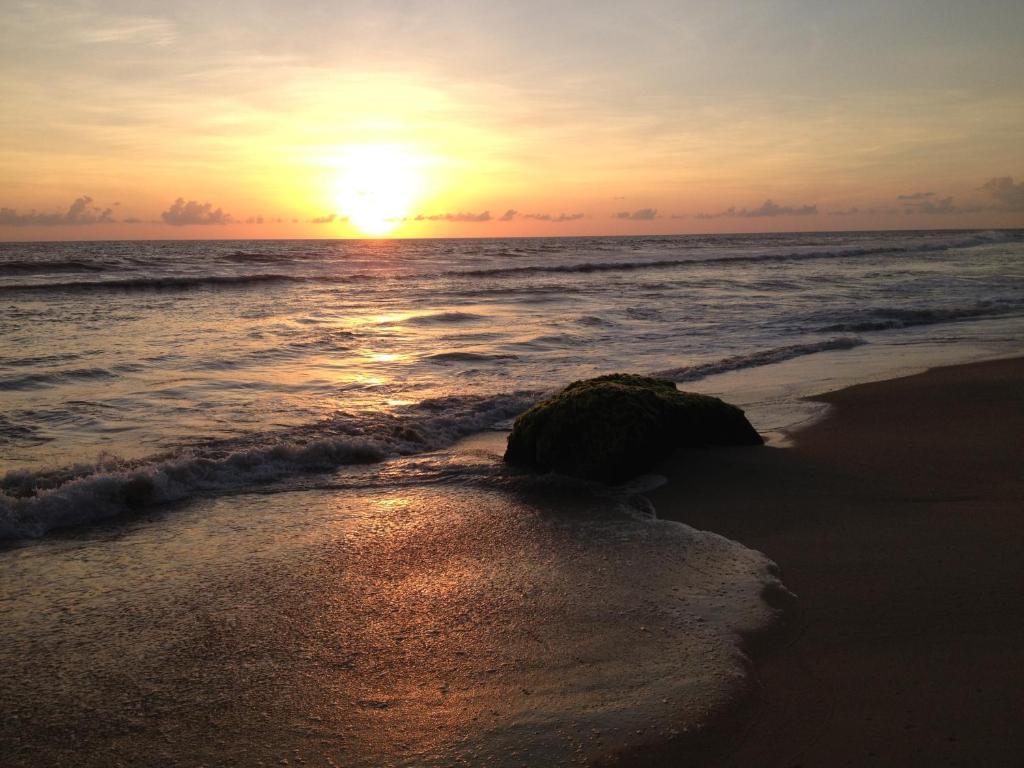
2, 355, 1023, 766
629, 356, 1024, 766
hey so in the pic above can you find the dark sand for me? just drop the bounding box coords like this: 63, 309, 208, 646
632, 356, 1024, 767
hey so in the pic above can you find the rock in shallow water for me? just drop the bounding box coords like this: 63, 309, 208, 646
504, 373, 763, 481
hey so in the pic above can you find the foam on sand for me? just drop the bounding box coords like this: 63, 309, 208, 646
0, 470, 789, 767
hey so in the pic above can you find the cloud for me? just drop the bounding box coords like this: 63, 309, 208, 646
615, 208, 658, 220
65, 196, 114, 224
897, 189, 956, 215
161, 198, 231, 225
496, 210, 583, 222
523, 212, 585, 222
245, 215, 264, 224
896, 178, 1024, 216
414, 211, 492, 222
903, 196, 956, 215
0, 196, 114, 226
310, 213, 337, 224
695, 200, 818, 219
981, 176, 1024, 210
830, 207, 905, 216
75, 17, 177, 46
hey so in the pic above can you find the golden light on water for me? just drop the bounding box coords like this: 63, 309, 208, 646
334, 144, 423, 236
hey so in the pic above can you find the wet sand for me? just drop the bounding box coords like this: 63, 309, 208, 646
634, 356, 1024, 766
0, 445, 781, 767
3, 357, 1022, 766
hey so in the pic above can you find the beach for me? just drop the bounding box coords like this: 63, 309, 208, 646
2, 231, 1023, 766
633, 356, 1024, 766
4, 0, 1022, 761
3, 357, 1021, 766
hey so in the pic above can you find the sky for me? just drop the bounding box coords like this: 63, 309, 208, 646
1, 0, 1023, 239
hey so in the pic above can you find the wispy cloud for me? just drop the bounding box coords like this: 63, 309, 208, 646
414, 211, 492, 222
161, 198, 231, 225
615, 208, 658, 220
75, 17, 177, 46
522, 212, 584, 222
310, 213, 338, 224
897, 192, 935, 201
695, 200, 817, 219
499, 209, 518, 221
0, 196, 114, 226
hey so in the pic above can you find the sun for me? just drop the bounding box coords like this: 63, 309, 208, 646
333, 145, 422, 236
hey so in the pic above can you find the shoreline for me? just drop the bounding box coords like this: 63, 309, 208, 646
2, 356, 1022, 765
626, 356, 1024, 766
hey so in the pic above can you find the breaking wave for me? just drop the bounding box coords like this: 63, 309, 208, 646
0, 331, 879, 541
0, 391, 538, 540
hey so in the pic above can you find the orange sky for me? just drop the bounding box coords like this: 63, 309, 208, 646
1, 1, 1023, 239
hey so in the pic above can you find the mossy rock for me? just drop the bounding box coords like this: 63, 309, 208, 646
504, 373, 762, 481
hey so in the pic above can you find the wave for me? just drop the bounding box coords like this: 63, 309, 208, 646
509, 333, 588, 349
2, 231, 1017, 296
0, 351, 86, 368
426, 351, 519, 362
0, 273, 305, 293
0, 367, 119, 391
0, 391, 538, 540
575, 314, 617, 327
219, 251, 296, 263
448, 231, 1023, 280
0, 259, 108, 274
0, 415, 46, 448
652, 337, 867, 382
0, 329, 879, 541
818, 300, 1024, 332
398, 311, 487, 325
188, 329, 358, 371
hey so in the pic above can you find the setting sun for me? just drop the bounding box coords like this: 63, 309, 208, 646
333, 144, 423, 236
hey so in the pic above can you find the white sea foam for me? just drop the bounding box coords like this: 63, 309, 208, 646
0, 480, 791, 766
0, 392, 537, 540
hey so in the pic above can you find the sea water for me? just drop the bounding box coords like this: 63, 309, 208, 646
1, 230, 1022, 764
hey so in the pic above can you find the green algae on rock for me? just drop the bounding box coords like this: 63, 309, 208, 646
504, 373, 763, 481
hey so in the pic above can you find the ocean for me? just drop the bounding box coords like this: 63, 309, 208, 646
2, 229, 1023, 765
